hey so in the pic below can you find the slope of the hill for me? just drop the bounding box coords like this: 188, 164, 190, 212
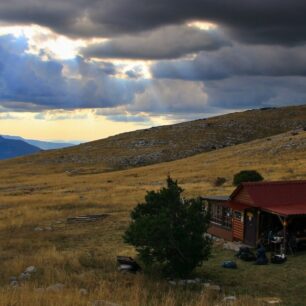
0, 136, 41, 160
0, 130, 305, 305
7, 105, 306, 172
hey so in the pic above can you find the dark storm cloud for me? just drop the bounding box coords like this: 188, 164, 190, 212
152, 45, 306, 80
82, 25, 230, 60
105, 114, 151, 123
204, 76, 306, 109
0, 1, 305, 45
125, 77, 306, 116
0, 35, 144, 111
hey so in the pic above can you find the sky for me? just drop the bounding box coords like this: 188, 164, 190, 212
0, 1, 306, 141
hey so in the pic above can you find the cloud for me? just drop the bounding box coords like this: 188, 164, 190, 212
0, 113, 19, 119
34, 111, 90, 121
0, 1, 306, 46
204, 76, 306, 109
104, 114, 152, 123
128, 79, 209, 114
82, 25, 230, 60
111, 76, 306, 118
152, 45, 306, 80
0, 34, 145, 111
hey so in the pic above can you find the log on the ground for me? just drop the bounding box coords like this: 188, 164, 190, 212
67, 214, 108, 223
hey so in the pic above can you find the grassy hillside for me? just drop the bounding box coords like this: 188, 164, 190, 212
7, 105, 306, 172
0, 129, 306, 305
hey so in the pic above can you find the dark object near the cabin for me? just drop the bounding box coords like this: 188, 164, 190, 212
67, 214, 108, 223
214, 177, 226, 187
117, 256, 141, 273
255, 244, 268, 265
222, 261, 237, 269
236, 247, 256, 261
233, 170, 264, 186
271, 254, 287, 264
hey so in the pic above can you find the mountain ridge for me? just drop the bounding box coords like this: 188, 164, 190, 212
2, 135, 76, 150
0, 136, 41, 160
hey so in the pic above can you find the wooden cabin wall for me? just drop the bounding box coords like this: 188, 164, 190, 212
232, 211, 244, 241
234, 188, 254, 205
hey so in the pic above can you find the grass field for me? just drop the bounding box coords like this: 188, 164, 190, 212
0, 130, 306, 305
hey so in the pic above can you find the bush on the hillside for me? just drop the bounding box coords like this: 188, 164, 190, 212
123, 176, 212, 277
233, 170, 264, 186
214, 177, 226, 187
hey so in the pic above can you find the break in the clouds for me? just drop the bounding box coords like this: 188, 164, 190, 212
0, 35, 144, 111
0, 0, 306, 131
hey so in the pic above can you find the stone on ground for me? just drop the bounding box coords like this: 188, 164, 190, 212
46, 283, 65, 292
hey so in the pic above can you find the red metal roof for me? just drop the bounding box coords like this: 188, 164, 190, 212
230, 180, 306, 216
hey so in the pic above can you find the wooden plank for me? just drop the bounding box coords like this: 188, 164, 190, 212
232, 217, 244, 241
67, 214, 108, 223
233, 187, 254, 205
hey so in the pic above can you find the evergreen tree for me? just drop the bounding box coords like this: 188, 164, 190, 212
124, 177, 212, 277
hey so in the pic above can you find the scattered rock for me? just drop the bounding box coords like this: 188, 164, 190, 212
10, 280, 19, 288
25, 266, 37, 274
222, 296, 237, 304
177, 280, 186, 286
9, 276, 17, 282
18, 272, 31, 281
79, 288, 89, 296
46, 283, 65, 292
45, 226, 53, 231
186, 278, 201, 284
206, 285, 221, 292
92, 301, 121, 306
34, 227, 44, 232
168, 278, 202, 286
257, 297, 282, 305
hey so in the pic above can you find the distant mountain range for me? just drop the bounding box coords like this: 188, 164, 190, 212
0, 135, 77, 160
2, 135, 76, 150
0, 136, 41, 160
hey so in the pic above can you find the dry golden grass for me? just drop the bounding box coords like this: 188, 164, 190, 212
0, 130, 306, 305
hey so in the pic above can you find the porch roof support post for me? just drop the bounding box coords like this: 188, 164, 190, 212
277, 214, 288, 254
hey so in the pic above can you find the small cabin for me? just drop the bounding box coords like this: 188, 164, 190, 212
203, 180, 306, 247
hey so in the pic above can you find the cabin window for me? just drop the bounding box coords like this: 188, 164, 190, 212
234, 211, 242, 220
210, 204, 232, 229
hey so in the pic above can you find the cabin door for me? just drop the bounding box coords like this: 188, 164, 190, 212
244, 209, 258, 246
